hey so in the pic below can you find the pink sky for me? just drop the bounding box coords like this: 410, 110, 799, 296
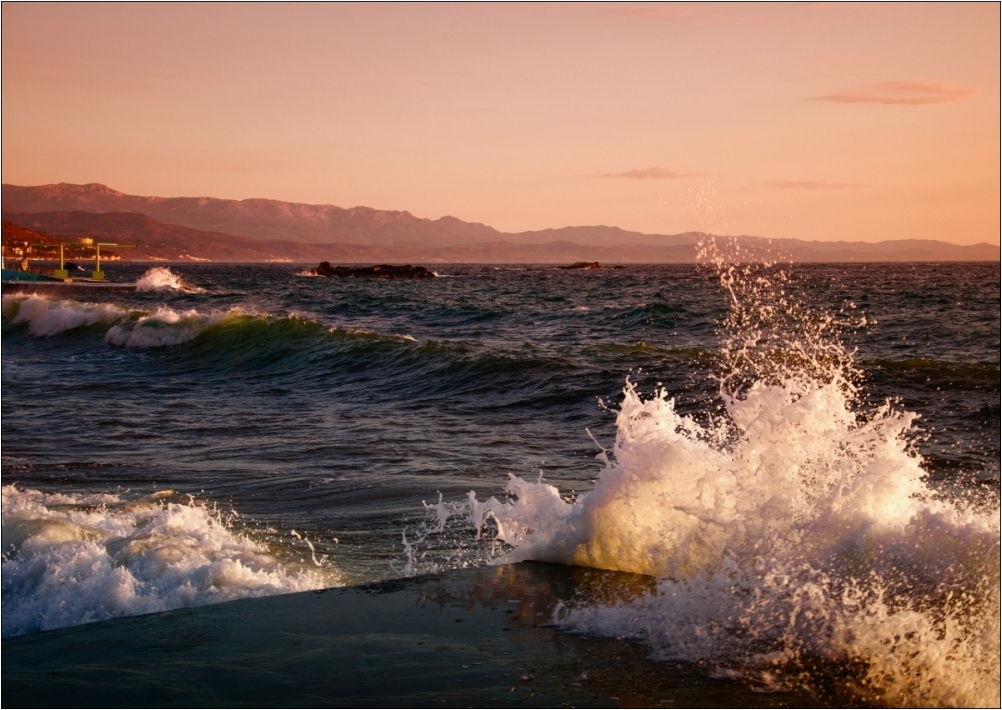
2, 3, 999, 244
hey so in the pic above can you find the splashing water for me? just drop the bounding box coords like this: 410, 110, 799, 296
104, 306, 235, 348
1, 485, 337, 637
4, 294, 248, 348
135, 266, 205, 293
416, 246, 1001, 706
3, 294, 128, 337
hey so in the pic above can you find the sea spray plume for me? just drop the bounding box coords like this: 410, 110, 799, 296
413, 238, 1000, 705
394, 492, 503, 577
699, 234, 862, 399
135, 266, 206, 293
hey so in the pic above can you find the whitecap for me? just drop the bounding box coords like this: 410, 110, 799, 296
135, 267, 205, 293
1, 485, 339, 637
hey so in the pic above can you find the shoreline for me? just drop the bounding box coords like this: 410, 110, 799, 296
2, 562, 826, 708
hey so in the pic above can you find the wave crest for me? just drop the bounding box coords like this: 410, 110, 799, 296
135, 266, 205, 293
416, 252, 1000, 705
1, 485, 336, 637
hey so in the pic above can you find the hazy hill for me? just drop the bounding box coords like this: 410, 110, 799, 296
0, 211, 698, 263
1, 182, 501, 247
2, 183, 997, 262
1, 219, 108, 261
0, 182, 711, 248
1, 211, 334, 262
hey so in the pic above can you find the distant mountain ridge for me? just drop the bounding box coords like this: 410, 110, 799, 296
2, 182, 997, 262
0, 182, 722, 248
1, 182, 501, 247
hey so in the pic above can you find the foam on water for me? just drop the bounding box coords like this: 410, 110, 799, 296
3, 295, 421, 351
104, 306, 236, 348
4, 295, 247, 348
419, 253, 1000, 706
1, 485, 336, 637
135, 266, 205, 293
4, 294, 129, 337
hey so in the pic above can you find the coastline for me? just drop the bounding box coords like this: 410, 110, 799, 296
2, 562, 826, 708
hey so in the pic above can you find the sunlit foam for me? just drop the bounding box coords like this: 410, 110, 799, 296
4, 294, 128, 337
105, 306, 236, 348
1, 486, 338, 637
415, 243, 1000, 706
135, 266, 205, 293
3, 295, 245, 349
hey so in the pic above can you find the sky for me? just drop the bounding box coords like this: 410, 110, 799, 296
2, 3, 999, 245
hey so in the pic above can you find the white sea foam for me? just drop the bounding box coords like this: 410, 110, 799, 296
419, 252, 1001, 706
4, 295, 128, 337
1, 485, 337, 637
3, 295, 246, 349
105, 306, 236, 348
135, 266, 205, 293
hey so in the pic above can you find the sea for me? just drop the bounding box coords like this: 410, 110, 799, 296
2, 256, 999, 706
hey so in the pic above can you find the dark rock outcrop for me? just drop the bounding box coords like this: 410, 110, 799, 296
311, 262, 436, 279
558, 261, 603, 270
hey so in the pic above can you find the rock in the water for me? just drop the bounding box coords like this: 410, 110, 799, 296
311, 262, 436, 279
558, 261, 603, 270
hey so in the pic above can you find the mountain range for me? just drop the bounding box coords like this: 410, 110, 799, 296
2, 182, 997, 263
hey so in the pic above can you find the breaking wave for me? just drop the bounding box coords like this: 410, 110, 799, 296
417, 256, 1001, 706
104, 306, 236, 348
135, 266, 205, 293
3, 295, 128, 337
2, 294, 245, 348
1, 486, 337, 637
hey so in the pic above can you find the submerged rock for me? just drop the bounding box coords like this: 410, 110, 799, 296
311, 262, 436, 279
558, 261, 603, 270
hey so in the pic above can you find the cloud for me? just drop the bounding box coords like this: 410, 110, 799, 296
814, 81, 975, 105
766, 180, 861, 190
602, 167, 700, 179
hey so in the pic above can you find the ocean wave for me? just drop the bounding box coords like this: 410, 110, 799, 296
414, 258, 1001, 706
0, 485, 338, 637
135, 266, 206, 293
3, 294, 129, 337
862, 357, 1001, 389
104, 306, 238, 348
2, 295, 313, 351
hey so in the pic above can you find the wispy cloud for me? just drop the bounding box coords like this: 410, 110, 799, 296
602, 167, 700, 179
766, 180, 861, 190
814, 81, 974, 105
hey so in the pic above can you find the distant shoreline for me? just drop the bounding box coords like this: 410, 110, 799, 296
13, 258, 1001, 266
3, 184, 998, 264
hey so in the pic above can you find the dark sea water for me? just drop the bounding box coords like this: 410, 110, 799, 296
3, 261, 999, 705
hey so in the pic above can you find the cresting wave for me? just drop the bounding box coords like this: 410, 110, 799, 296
2, 294, 245, 348
1, 295, 423, 352
418, 259, 1001, 707
135, 266, 206, 293
0, 486, 337, 637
